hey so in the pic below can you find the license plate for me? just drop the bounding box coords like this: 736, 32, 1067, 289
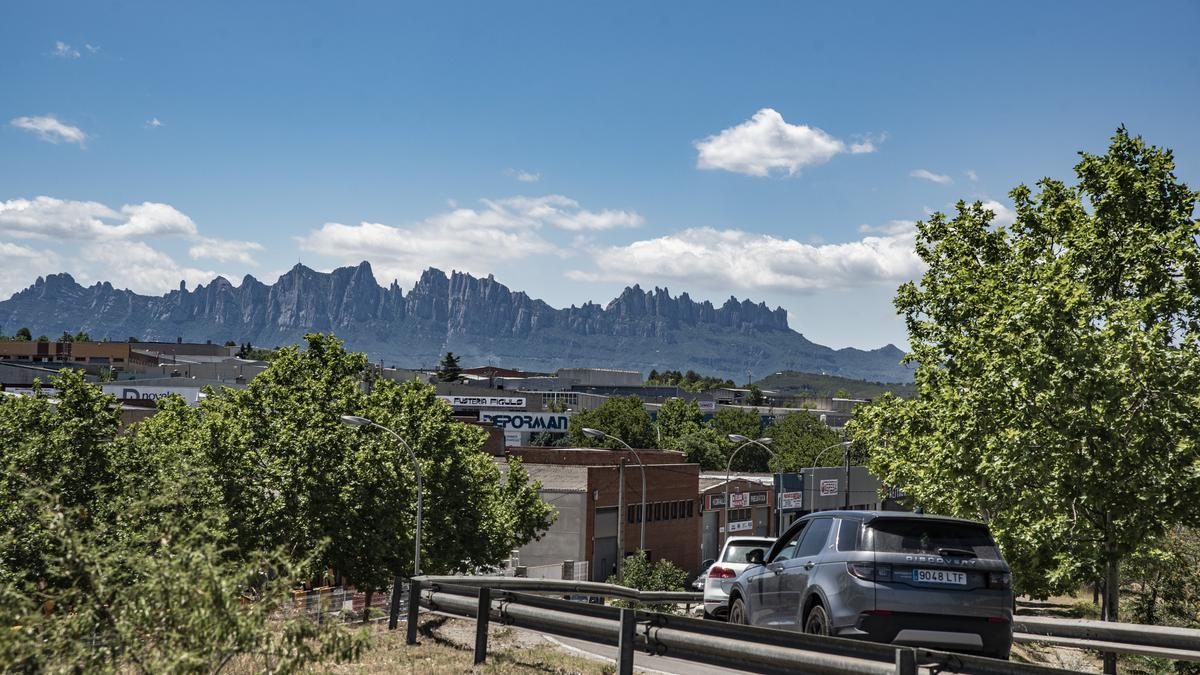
913, 569, 967, 585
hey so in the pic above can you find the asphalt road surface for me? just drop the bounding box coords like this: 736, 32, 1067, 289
542, 632, 764, 675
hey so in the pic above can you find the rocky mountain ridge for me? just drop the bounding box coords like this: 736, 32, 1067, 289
0, 262, 910, 382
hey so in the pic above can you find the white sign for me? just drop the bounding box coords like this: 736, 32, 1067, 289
479, 411, 571, 431
102, 385, 202, 405
819, 479, 839, 497
779, 491, 804, 510
3, 387, 61, 397
728, 520, 754, 533
503, 431, 522, 447
438, 395, 525, 409
698, 400, 716, 412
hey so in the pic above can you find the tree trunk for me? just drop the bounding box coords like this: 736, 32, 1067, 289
1102, 538, 1120, 675
363, 588, 373, 624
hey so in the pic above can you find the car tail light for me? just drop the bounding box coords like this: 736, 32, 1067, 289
848, 562, 892, 581
988, 572, 1011, 589
709, 566, 738, 579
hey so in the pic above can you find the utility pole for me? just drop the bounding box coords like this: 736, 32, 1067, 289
844, 446, 851, 509
616, 459, 626, 582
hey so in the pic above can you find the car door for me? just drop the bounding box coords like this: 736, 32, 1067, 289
778, 517, 835, 630
752, 520, 808, 625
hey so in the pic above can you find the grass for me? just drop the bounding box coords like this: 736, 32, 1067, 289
322, 615, 617, 674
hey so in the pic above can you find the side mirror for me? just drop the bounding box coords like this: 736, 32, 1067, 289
745, 548, 765, 565
701, 559, 715, 570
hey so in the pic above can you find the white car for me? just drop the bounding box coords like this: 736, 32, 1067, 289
702, 536, 776, 620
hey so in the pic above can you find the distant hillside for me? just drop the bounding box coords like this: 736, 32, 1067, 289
0, 262, 912, 383
756, 370, 916, 399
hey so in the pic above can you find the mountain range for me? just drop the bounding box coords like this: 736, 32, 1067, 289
0, 262, 911, 383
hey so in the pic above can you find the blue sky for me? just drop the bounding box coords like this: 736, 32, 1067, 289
2, 1, 1198, 349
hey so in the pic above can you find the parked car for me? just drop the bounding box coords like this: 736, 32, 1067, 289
723, 511, 1013, 659
692, 559, 713, 591
702, 535, 777, 620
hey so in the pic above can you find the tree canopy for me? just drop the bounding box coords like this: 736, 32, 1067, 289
436, 351, 463, 382
850, 129, 1200, 623
567, 395, 656, 448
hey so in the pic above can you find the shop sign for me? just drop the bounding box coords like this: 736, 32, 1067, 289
479, 411, 571, 431
101, 385, 202, 405
438, 395, 525, 408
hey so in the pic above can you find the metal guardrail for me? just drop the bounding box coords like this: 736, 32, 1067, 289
412, 576, 1075, 675
1014, 616, 1200, 662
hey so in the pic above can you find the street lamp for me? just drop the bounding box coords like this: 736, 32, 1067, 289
582, 427, 646, 552
725, 435, 773, 539
341, 414, 423, 629
809, 440, 853, 511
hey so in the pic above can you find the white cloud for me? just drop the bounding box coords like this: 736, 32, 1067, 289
965, 169, 978, 182
858, 220, 916, 235
910, 169, 953, 185
78, 241, 220, 295
84, 44, 99, 54
979, 199, 1016, 227
0, 196, 197, 239
0, 241, 61, 299
188, 237, 264, 265
298, 194, 638, 285
568, 226, 924, 293
505, 168, 540, 183
694, 108, 878, 177
146, 117, 164, 128
53, 41, 80, 58
10, 115, 87, 145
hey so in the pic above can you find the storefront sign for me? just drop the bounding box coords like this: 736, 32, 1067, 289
774, 472, 805, 513
705, 490, 768, 510
479, 411, 571, 431
779, 491, 804, 511
438, 395, 525, 408
101, 385, 202, 405
820, 479, 840, 496
727, 520, 754, 533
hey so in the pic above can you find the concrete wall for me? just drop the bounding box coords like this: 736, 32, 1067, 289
514, 491, 587, 568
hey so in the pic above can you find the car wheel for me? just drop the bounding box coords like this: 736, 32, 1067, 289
728, 597, 748, 625
804, 604, 830, 635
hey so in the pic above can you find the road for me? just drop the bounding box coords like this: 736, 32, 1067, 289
541, 632, 764, 675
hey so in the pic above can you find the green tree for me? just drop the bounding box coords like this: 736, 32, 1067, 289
710, 408, 766, 471
567, 396, 655, 448
0, 484, 367, 673
36, 335, 48, 343
0, 369, 121, 588
607, 550, 688, 613
15, 327, 31, 341
436, 351, 463, 382
767, 411, 841, 473
850, 130, 1200, 638
746, 384, 765, 406
668, 427, 727, 470
655, 397, 704, 446
73, 330, 91, 342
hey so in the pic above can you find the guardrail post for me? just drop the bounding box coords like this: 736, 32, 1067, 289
474, 587, 491, 665
894, 647, 916, 675
388, 576, 402, 630
618, 608, 635, 675
406, 578, 421, 645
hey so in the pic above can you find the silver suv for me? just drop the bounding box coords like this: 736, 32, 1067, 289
724, 511, 1013, 659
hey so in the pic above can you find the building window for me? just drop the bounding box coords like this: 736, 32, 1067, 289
670, 501, 678, 519
687, 500, 694, 518
628, 505, 636, 524
653, 502, 661, 521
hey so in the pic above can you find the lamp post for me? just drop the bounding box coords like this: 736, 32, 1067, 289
725, 435, 773, 539
809, 440, 853, 512
341, 415, 423, 629
582, 428, 646, 552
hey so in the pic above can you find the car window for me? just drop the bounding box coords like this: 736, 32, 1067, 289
867, 519, 1001, 559
722, 540, 776, 563
770, 522, 807, 562
835, 518, 861, 552
795, 518, 834, 558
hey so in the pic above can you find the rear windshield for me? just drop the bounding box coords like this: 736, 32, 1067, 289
867, 519, 1000, 559
722, 540, 775, 563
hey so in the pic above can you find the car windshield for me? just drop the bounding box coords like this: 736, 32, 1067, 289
868, 519, 1000, 559
722, 540, 775, 562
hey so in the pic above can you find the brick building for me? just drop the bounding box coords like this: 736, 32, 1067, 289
499, 447, 702, 581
